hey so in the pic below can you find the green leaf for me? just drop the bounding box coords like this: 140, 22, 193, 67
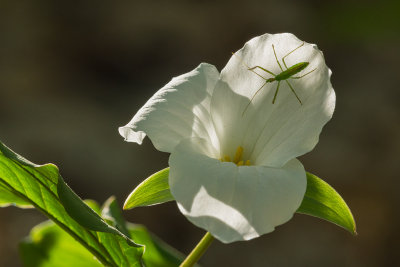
102, 196, 187, 267
124, 167, 356, 235
0, 182, 32, 208
58, 176, 123, 234
297, 172, 357, 235
102, 196, 132, 238
124, 167, 173, 210
0, 141, 143, 266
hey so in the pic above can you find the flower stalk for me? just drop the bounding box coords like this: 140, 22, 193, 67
180, 232, 215, 267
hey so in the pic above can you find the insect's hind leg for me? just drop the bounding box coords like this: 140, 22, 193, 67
282, 42, 305, 69
285, 80, 302, 105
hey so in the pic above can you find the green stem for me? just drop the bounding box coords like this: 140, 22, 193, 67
180, 232, 214, 267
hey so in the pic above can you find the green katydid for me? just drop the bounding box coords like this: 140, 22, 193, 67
238, 42, 316, 115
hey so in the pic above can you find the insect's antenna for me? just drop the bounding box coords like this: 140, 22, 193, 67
282, 42, 305, 70
231, 52, 251, 69
283, 42, 305, 60
242, 81, 268, 116
232, 52, 268, 80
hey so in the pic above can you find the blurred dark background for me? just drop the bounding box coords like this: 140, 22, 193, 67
0, 0, 399, 266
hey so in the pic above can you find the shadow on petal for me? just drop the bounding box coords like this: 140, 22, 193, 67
169, 137, 306, 243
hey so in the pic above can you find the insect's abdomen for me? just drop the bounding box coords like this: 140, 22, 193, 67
275, 62, 309, 81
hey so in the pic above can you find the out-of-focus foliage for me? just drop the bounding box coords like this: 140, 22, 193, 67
20, 197, 186, 267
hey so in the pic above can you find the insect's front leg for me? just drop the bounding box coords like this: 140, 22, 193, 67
282, 42, 305, 69
272, 44, 284, 71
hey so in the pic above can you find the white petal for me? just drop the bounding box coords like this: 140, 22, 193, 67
211, 33, 335, 167
119, 63, 220, 153
169, 137, 307, 243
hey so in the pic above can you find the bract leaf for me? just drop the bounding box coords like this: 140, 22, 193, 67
0, 141, 143, 266
124, 168, 173, 210
297, 172, 357, 234
124, 167, 356, 235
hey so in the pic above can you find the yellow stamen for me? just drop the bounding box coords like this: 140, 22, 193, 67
220, 146, 251, 166
233, 146, 244, 164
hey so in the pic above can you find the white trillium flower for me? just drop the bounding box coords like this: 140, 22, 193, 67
119, 33, 335, 243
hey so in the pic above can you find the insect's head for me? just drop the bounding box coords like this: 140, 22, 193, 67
298, 62, 309, 69
291, 62, 310, 74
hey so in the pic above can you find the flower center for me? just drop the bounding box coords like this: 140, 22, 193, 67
220, 146, 251, 166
